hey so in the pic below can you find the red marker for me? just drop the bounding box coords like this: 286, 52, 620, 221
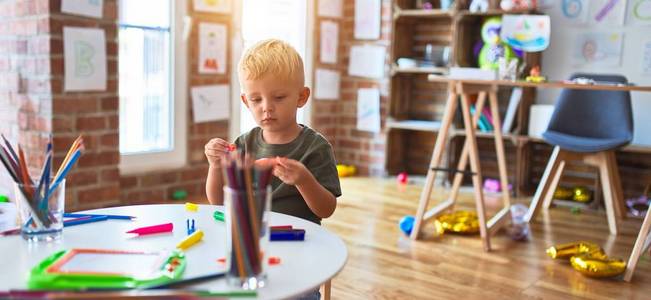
228, 144, 236, 152
126, 222, 173, 236
270, 225, 293, 231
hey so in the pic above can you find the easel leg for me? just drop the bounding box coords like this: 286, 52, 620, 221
488, 91, 512, 209
447, 92, 487, 206
525, 146, 563, 223
411, 91, 458, 240
624, 206, 651, 282
459, 90, 490, 251
321, 280, 331, 300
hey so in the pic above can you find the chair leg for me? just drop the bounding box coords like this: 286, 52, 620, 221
606, 151, 626, 219
525, 146, 564, 223
624, 206, 651, 282
542, 158, 566, 210
595, 152, 619, 235
321, 279, 331, 300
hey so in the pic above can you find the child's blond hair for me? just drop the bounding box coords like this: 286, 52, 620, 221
238, 39, 305, 86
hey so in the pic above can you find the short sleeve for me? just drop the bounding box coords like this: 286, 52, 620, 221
305, 142, 342, 198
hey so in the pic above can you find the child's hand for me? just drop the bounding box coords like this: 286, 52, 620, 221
273, 157, 310, 186
204, 138, 233, 167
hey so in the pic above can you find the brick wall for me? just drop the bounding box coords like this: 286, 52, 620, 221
0, 0, 230, 209
0, 0, 62, 198
312, 0, 392, 176
119, 1, 231, 206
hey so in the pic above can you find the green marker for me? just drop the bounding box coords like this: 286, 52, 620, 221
213, 210, 224, 222
0, 195, 8, 203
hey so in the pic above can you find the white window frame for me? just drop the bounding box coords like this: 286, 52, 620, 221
229, 0, 314, 140
119, 0, 187, 174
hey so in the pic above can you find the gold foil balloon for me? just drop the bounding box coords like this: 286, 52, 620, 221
554, 187, 574, 200
573, 187, 592, 203
437, 211, 479, 234
546, 241, 606, 260
570, 255, 626, 278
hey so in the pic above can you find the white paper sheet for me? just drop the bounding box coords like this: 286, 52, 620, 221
528, 104, 554, 138
320, 21, 339, 64
198, 22, 227, 74
64, 27, 107, 91
571, 32, 624, 67
501, 15, 550, 52
318, 0, 343, 18
354, 0, 381, 40
590, 0, 627, 26
193, 0, 231, 13
191, 85, 230, 123
628, 0, 651, 26
357, 88, 381, 133
348, 45, 386, 79
314, 69, 341, 100
61, 0, 103, 18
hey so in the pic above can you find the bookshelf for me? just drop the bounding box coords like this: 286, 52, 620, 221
386, 0, 541, 182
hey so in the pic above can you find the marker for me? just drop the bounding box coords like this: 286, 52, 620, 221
213, 210, 224, 222
64, 215, 108, 227
176, 230, 204, 250
126, 223, 173, 236
63, 213, 135, 220
270, 225, 293, 231
270, 229, 305, 241
185, 202, 198, 212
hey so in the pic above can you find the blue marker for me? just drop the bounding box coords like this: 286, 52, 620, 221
270, 229, 305, 241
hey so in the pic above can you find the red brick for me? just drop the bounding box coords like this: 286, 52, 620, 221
180, 167, 208, 181
76, 116, 106, 131
100, 168, 119, 181
67, 169, 99, 186
53, 97, 98, 113
100, 133, 118, 147
101, 96, 118, 111
120, 176, 138, 189
77, 151, 119, 168
77, 185, 120, 203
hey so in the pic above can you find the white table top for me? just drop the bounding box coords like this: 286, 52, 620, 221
0, 204, 348, 299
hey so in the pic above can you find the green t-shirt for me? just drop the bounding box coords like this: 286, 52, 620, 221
234, 125, 342, 224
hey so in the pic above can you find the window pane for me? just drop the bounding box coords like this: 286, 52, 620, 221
120, 0, 170, 28
241, 0, 308, 134
119, 26, 172, 154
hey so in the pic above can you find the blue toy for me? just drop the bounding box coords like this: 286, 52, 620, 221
399, 215, 415, 236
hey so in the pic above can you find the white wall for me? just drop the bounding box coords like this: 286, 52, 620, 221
537, 1, 651, 146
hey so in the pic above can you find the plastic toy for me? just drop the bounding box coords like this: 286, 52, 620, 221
336, 164, 356, 177
397, 172, 408, 184
399, 215, 415, 235
478, 17, 516, 70
28, 249, 186, 290
483, 178, 512, 193
508, 204, 529, 241
525, 66, 546, 83
469, 0, 489, 12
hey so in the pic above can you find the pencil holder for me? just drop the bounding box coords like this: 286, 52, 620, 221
223, 185, 271, 290
15, 179, 65, 242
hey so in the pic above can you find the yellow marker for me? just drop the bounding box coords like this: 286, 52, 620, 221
176, 230, 204, 250
185, 202, 198, 212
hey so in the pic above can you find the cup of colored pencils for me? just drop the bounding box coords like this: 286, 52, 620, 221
221, 151, 272, 290
0, 134, 84, 242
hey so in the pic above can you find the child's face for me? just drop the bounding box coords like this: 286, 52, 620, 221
240, 73, 309, 134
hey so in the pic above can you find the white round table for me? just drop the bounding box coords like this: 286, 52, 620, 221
0, 204, 348, 299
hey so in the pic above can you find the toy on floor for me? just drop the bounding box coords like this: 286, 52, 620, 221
572, 186, 592, 203
336, 164, 356, 177
626, 185, 650, 217
397, 172, 408, 185
546, 241, 626, 278
437, 211, 479, 234
483, 178, 513, 193
508, 204, 529, 241
399, 215, 415, 235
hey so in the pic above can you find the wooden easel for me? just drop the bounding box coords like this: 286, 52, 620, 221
410, 81, 512, 252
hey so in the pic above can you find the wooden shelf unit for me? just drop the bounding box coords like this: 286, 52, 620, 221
386, 0, 541, 184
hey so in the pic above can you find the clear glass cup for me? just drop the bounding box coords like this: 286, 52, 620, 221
223, 185, 271, 290
15, 179, 65, 242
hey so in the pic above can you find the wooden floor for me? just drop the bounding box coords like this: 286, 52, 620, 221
322, 177, 651, 300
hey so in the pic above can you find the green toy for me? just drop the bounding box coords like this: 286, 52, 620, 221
28, 249, 186, 290
478, 17, 516, 70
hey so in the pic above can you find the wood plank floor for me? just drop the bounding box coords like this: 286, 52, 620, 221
322, 177, 651, 300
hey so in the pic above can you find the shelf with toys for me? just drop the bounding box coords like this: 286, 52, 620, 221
386, 0, 542, 178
